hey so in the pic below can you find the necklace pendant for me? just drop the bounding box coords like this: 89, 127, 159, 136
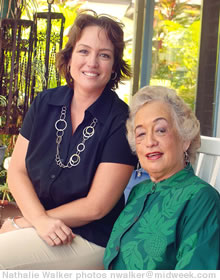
69, 154, 80, 167
55, 106, 98, 168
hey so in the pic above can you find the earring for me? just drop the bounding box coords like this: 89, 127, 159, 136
68, 65, 73, 83
184, 151, 190, 166
111, 72, 117, 80
136, 161, 142, 177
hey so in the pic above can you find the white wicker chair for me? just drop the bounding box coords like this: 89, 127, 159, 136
194, 135, 220, 193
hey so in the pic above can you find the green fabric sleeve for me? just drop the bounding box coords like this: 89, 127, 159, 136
176, 187, 220, 269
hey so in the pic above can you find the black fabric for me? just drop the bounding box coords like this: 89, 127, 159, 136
20, 85, 137, 247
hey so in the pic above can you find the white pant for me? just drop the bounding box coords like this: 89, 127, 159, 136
0, 228, 105, 270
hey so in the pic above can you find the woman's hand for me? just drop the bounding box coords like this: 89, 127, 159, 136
0, 216, 31, 234
32, 214, 75, 247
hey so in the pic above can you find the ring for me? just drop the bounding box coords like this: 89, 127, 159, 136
52, 236, 59, 241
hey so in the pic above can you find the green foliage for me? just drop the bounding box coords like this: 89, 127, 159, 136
0, 173, 14, 202
0, 95, 6, 127
22, 0, 38, 20
0, 135, 17, 159
151, 1, 201, 110
0, 135, 17, 201
0, 95, 6, 107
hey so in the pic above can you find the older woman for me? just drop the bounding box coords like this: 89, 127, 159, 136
104, 86, 220, 270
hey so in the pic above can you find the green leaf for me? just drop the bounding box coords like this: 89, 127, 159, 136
121, 241, 144, 269
176, 233, 197, 269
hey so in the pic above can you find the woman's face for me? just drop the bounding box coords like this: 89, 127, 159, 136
134, 100, 190, 182
69, 25, 114, 95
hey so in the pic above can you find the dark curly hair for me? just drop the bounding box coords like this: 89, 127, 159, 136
56, 10, 131, 90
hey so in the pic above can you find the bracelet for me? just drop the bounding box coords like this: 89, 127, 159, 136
9, 216, 23, 229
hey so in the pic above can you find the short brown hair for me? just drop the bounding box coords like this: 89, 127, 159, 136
56, 10, 131, 90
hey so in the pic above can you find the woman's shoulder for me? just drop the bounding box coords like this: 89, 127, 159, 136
108, 89, 129, 114
174, 167, 219, 198
185, 174, 220, 213
190, 173, 219, 196
35, 85, 71, 103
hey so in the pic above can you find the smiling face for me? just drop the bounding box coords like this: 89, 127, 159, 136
135, 100, 190, 182
69, 25, 114, 96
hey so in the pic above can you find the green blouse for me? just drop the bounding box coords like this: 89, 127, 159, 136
104, 166, 220, 270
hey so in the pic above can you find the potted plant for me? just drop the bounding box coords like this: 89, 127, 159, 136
0, 178, 21, 227
0, 176, 12, 203
0, 157, 11, 203
0, 157, 21, 227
